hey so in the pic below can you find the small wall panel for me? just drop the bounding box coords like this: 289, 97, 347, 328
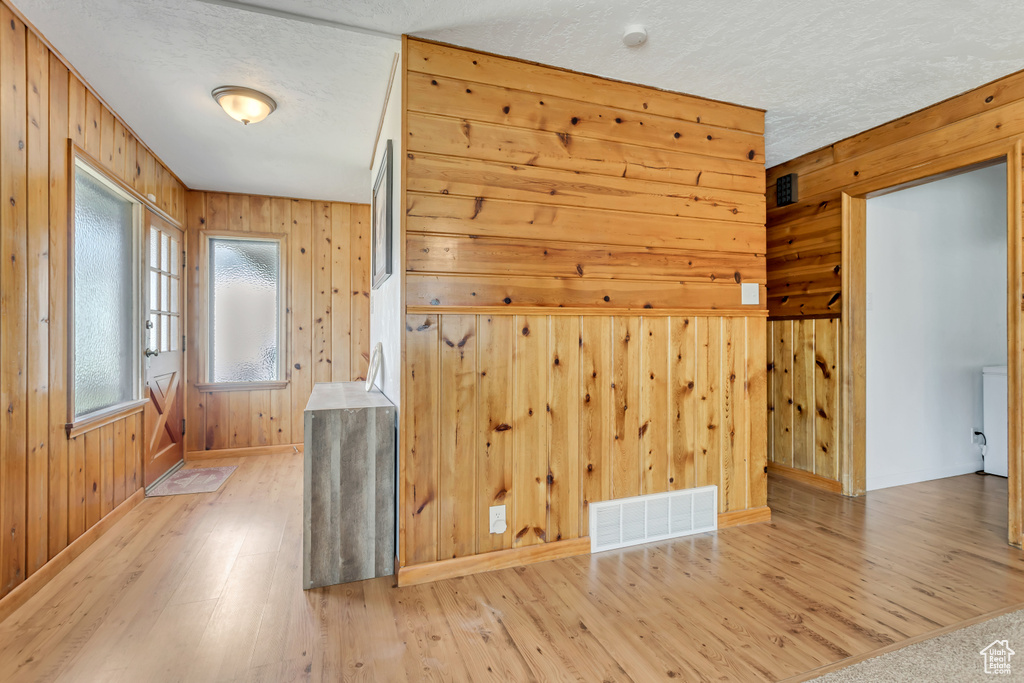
184, 193, 371, 451
767, 319, 840, 482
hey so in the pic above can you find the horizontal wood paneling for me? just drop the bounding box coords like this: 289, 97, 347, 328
403, 313, 767, 565
767, 318, 840, 483
0, 1, 181, 602
184, 193, 371, 452
401, 39, 768, 575
766, 68, 1024, 318
405, 39, 766, 316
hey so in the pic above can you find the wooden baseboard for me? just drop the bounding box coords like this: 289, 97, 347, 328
0, 488, 145, 624
768, 463, 843, 494
185, 443, 302, 461
398, 506, 773, 587
397, 537, 591, 587
718, 506, 772, 528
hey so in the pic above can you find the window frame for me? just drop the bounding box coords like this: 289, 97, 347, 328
66, 148, 147, 432
195, 230, 289, 392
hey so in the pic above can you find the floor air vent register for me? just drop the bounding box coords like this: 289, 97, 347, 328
589, 485, 718, 553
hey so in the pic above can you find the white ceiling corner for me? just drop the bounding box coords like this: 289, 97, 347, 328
14, 0, 1024, 201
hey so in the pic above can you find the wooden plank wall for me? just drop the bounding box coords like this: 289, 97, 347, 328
401, 38, 768, 568
767, 68, 1024, 319
184, 192, 371, 453
404, 313, 768, 564
766, 318, 840, 481
765, 67, 1024, 483
0, 1, 183, 601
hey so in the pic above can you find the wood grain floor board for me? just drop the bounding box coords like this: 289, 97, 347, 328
2, 453, 1024, 682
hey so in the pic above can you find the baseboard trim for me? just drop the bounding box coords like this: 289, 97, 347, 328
718, 506, 773, 528
0, 488, 145, 625
397, 537, 591, 587
768, 463, 843, 494
185, 443, 302, 461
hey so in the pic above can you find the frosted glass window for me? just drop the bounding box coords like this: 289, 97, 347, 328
73, 167, 138, 418
209, 238, 281, 383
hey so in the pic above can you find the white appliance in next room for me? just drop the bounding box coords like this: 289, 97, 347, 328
983, 365, 1008, 477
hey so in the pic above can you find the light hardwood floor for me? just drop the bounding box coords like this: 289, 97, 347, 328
2, 454, 1023, 682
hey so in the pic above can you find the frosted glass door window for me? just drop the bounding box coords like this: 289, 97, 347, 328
73, 168, 138, 418
209, 238, 281, 382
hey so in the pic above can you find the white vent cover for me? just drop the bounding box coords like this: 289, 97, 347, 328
589, 485, 718, 553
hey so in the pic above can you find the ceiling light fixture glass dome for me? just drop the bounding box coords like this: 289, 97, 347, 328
212, 86, 277, 125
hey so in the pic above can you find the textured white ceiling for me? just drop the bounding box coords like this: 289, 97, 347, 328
15, 0, 1024, 201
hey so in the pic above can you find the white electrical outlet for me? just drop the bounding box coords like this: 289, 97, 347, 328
489, 504, 507, 534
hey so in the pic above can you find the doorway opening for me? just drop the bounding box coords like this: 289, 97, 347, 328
865, 162, 1007, 490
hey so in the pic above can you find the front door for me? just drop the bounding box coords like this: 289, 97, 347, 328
143, 211, 185, 487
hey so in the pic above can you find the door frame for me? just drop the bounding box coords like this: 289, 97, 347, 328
839, 138, 1024, 546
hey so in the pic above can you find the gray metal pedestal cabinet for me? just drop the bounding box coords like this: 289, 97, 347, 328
303, 382, 395, 588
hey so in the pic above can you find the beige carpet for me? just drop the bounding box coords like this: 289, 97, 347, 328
811, 609, 1024, 681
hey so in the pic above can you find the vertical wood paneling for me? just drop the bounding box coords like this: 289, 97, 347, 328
747, 317, 768, 509
350, 205, 370, 380
46, 53, 68, 559
290, 200, 313, 440
547, 316, 579, 542
312, 202, 332, 384
184, 192, 206, 453
1, 7, 28, 594
772, 320, 794, 468
330, 204, 352, 382
814, 319, 840, 480
269, 198, 292, 446
438, 315, 477, 559
0, 4, 177, 594
185, 195, 370, 453
722, 318, 746, 511
25, 30, 49, 576
611, 317, 640, 499
513, 316, 548, 547
404, 313, 769, 566
669, 317, 697, 490
579, 316, 612, 536
405, 315, 439, 565
767, 318, 841, 485
696, 317, 722, 492
640, 317, 669, 495
792, 321, 815, 472
476, 315, 514, 553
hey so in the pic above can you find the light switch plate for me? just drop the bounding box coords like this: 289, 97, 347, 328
741, 282, 759, 305
489, 504, 507, 534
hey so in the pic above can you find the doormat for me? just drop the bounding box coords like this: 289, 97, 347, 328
147, 466, 237, 497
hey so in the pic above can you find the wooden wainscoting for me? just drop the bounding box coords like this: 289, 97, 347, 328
184, 193, 371, 452
402, 313, 768, 568
767, 317, 841, 485
0, 0, 184, 604
399, 39, 769, 577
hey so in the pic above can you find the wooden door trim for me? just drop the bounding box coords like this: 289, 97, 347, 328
840, 140, 1024, 546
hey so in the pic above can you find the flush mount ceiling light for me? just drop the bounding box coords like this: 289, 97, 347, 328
622, 24, 648, 47
211, 86, 277, 125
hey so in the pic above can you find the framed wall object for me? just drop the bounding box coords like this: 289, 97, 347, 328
372, 139, 393, 289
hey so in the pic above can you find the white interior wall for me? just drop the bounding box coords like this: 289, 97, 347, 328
369, 54, 402, 406
866, 162, 1007, 491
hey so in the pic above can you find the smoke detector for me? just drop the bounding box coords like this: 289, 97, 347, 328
622, 24, 647, 47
